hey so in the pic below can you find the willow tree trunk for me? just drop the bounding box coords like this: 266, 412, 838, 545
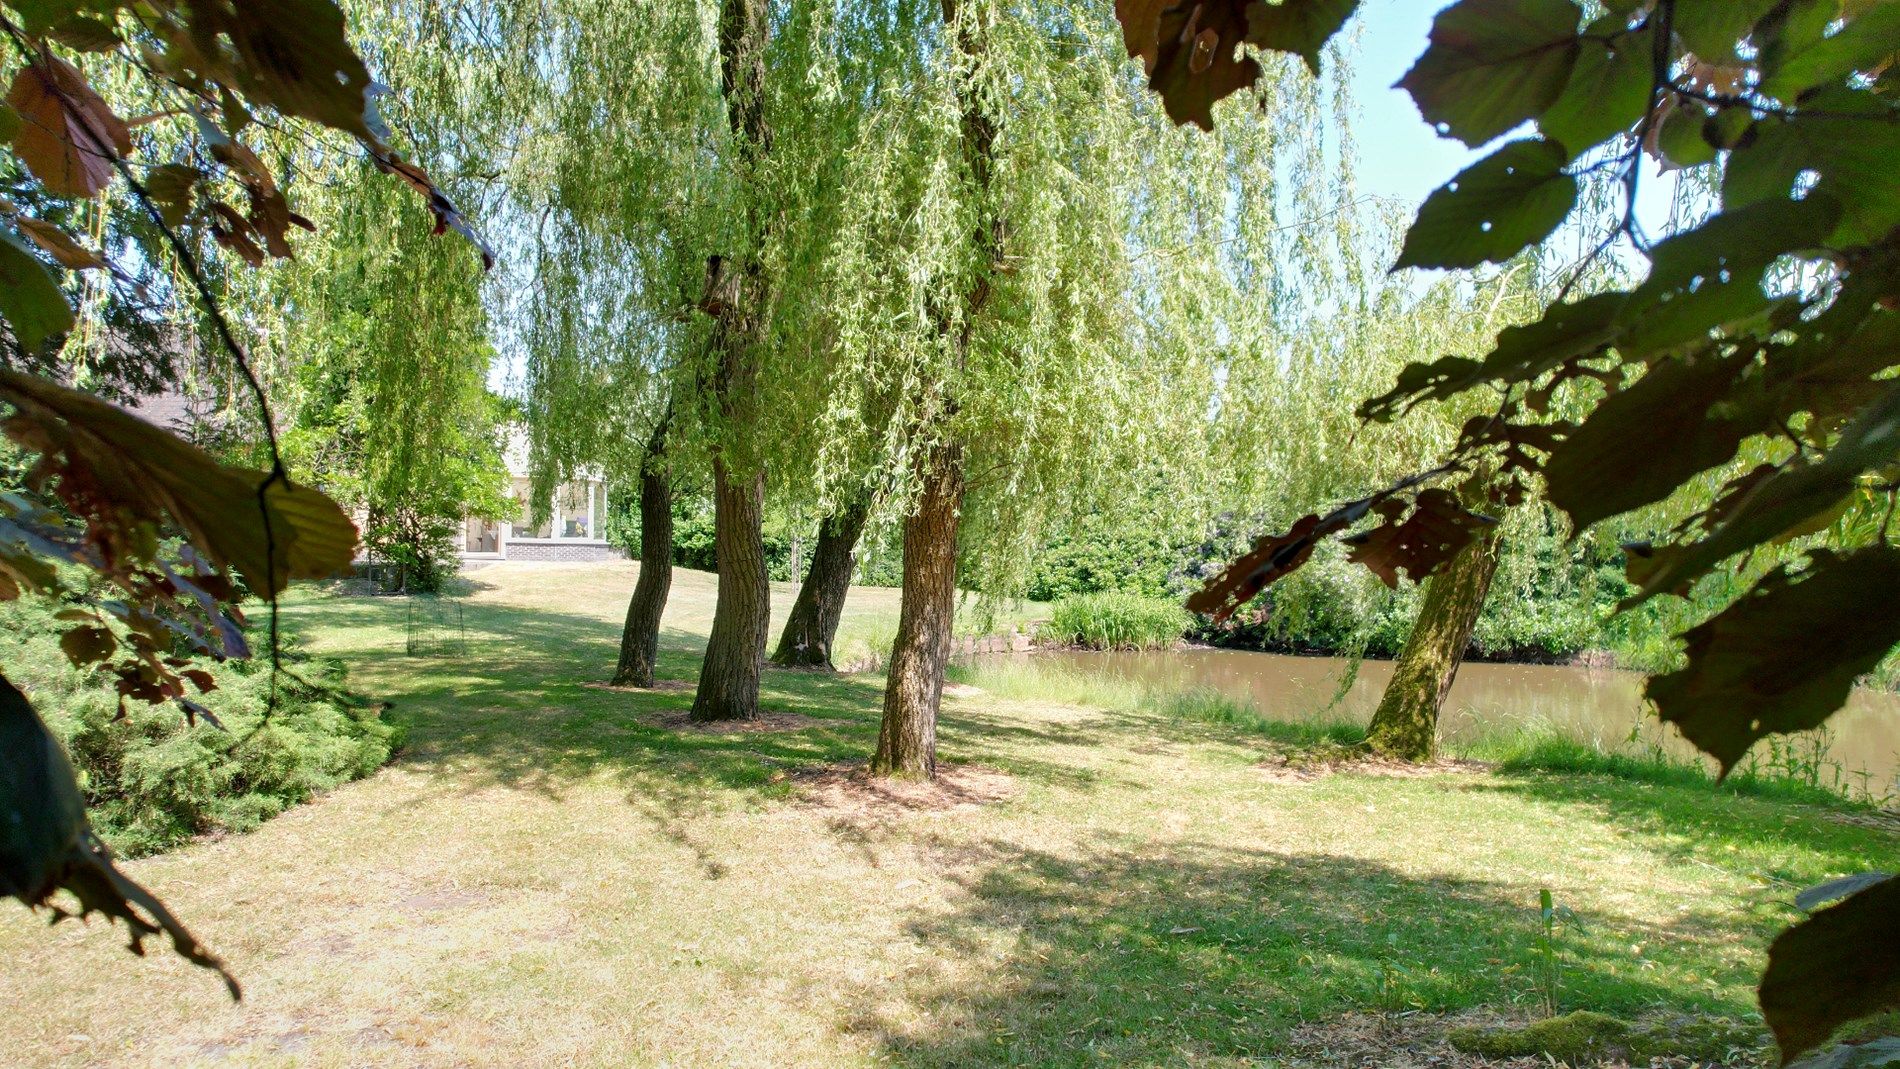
612, 419, 673, 687
1363, 529, 1503, 762
691, 458, 770, 720
872, 445, 964, 777
772, 494, 871, 670
691, 0, 772, 722
871, 0, 998, 779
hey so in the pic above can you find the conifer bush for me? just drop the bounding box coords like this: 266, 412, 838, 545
5, 601, 397, 857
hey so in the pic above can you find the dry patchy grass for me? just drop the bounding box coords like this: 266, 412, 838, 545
2, 562, 1893, 1068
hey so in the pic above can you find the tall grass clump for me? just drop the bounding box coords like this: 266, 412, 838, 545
4, 599, 399, 856
1045, 592, 1191, 650
1152, 688, 1365, 748
1456, 724, 1882, 808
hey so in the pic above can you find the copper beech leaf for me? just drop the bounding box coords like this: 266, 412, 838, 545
1618, 196, 1843, 360
1673, 0, 1780, 63
184, 0, 376, 141
1116, 0, 1356, 130
0, 677, 239, 997
1544, 350, 1757, 530
0, 228, 74, 350
1187, 469, 1459, 619
48, 14, 123, 53
1397, 0, 1583, 148
0, 370, 357, 595
1648, 547, 1900, 777
1758, 0, 1900, 102
5, 53, 131, 199
1393, 138, 1577, 271
143, 163, 202, 228
1652, 101, 1719, 171
16, 216, 104, 270
58, 624, 115, 667
1116, 0, 1261, 131
1725, 91, 1900, 247
1628, 381, 1900, 602
1360, 291, 1626, 421
373, 153, 496, 270
1759, 875, 1900, 1064
1343, 488, 1496, 588
1187, 510, 1355, 620
1244, 0, 1359, 76
1537, 20, 1652, 159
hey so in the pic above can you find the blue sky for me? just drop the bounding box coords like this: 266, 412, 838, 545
1347, 0, 1478, 207
1346, 0, 1682, 230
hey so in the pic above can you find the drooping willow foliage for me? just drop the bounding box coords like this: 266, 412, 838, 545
402, 0, 1398, 603
213, 0, 1675, 623
209, 0, 520, 586
489, 1, 728, 507
756, 0, 1382, 595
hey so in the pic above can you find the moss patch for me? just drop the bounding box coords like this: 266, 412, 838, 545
1449, 1010, 1764, 1065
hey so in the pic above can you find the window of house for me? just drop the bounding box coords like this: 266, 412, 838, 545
515, 481, 552, 539
560, 482, 591, 539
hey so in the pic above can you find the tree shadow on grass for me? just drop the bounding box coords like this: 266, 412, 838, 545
285, 588, 1185, 805
283, 589, 1158, 860
1454, 775, 1899, 901
853, 840, 1765, 1069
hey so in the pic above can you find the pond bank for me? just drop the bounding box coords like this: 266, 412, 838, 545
961, 645, 1900, 806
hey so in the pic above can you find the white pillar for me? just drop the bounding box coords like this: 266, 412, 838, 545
586, 479, 597, 540
551, 492, 563, 540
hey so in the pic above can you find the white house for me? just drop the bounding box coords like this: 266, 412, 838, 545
461, 430, 624, 564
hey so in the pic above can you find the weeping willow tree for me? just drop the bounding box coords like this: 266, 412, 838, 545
755, 2, 935, 672
276, 176, 506, 592
490, 0, 727, 687
500, 0, 805, 715
755, 0, 1359, 778
1349, 149, 1677, 763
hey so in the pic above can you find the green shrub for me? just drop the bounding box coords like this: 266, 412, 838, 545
1046, 592, 1191, 650
3, 600, 398, 857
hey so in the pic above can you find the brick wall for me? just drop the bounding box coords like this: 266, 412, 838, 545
503, 541, 626, 563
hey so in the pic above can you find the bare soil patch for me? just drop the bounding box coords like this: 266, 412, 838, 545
1257, 747, 1493, 785
394, 888, 487, 913
792, 762, 1017, 816
583, 679, 695, 693
639, 709, 821, 733
1286, 1010, 1540, 1068
1825, 806, 1900, 835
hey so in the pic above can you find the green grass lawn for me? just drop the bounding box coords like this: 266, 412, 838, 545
3, 561, 1894, 1067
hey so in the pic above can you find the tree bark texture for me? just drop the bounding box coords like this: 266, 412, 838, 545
692, 0, 773, 721
691, 458, 770, 720
872, 444, 964, 777
612, 418, 673, 687
1363, 528, 1503, 762
772, 494, 871, 670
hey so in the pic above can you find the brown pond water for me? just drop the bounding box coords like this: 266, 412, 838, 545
992, 647, 1900, 799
